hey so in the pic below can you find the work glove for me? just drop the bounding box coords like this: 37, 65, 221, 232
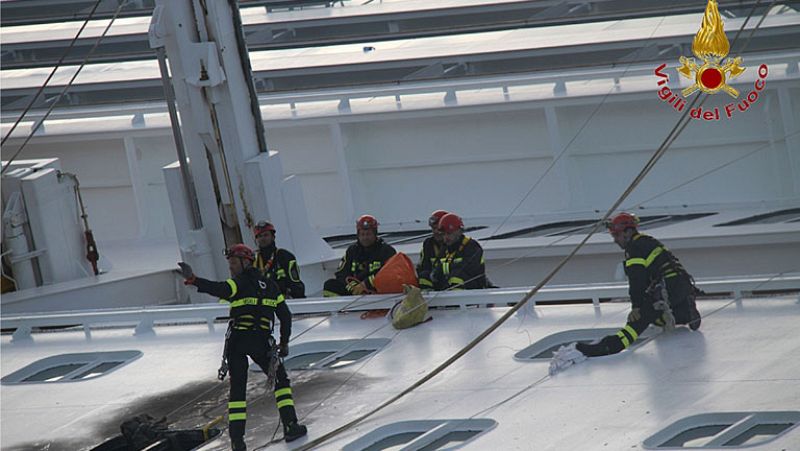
351, 282, 368, 295
345, 278, 360, 294
278, 342, 289, 357
627, 308, 641, 323
178, 262, 196, 285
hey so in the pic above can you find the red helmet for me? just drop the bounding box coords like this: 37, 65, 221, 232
428, 210, 449, 228
607, 212, 639, 234
226, 244, 255, 262
254, 220, 276, 237
356, 214, 379, 232
438, 213, 464, 234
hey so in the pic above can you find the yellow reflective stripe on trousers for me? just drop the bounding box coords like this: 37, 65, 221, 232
226, 279, 238, 297
419, 278, 433, 287
616, 324, 639, 348
616, 330, 631, 348
323, 290, 339, 297
275, 388, 292, 398
623, 324, 639, 341
229, 413, 246, 421
277, 399, 295, 408
229, 401, 247, 409
448, 276, 464, 286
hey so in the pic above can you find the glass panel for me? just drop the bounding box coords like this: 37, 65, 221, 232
284, 352, 336, 370
22, 363, 85, 382
486, 220, 597, 240
715, 208, 800, 226
323, 350, 375, 369
362, 432, 424, 451
418, 430, 480, 451
72, 361, 124, 380
637, 213, 716, 230
723, 423, 794, 446
325, 227, 486, 248
660, 425, 730, 447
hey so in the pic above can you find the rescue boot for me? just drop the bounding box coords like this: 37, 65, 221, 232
688, 303, 701, 331
283, 421, 308, 443
231, 437, 247, 451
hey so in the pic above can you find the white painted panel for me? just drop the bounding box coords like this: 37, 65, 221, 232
359, 157, 563, 224
17, 139, 138, 242
264, 125, 338, 175
575, 142, 780, 210
79, 187, 139, 242
126, 136, 180, 240
296, 172, 349, 229
344, 110, 551, 168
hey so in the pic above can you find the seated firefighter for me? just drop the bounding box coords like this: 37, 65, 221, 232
323, 215, 396, 296
253, 221, 305, 299
429, 213, 487, 290
179, 244, 307, 449
575, 212, 702, 358
417, 209, 449, 290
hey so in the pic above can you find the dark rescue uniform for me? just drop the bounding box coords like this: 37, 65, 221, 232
430, 235, 487, 291
417, 236, 445, 289
323, 238, 396, 296
255, 244, 305, 299
578, 233, 700, 357
192, 267, 300, 444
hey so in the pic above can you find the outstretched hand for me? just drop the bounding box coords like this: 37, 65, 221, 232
178, 262, 196, 285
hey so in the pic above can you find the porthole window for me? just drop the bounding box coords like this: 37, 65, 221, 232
250, 338, 391, 372
343, 419, 497, 451
1, 351, 142, 384
643, 411, 800, 449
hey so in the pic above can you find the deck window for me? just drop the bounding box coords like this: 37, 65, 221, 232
643, 411, 800, 449
343, 419, 497, 451
1, 351, 142, 384
253, 338, 391, 372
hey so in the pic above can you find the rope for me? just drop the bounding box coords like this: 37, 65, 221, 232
1, 0, 130, 174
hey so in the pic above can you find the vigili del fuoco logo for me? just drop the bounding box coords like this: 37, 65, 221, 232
654, 0, 768, 121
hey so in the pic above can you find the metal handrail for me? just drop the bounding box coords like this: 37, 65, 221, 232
3, 273, 798, 342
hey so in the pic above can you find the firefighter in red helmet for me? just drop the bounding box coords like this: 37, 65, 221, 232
417, 210, 449, 289
428, 213, 487, 291
575, 212, 701, 358
253, 221, 305, 299
179, 244, 307, 449
323, 215, 396, 296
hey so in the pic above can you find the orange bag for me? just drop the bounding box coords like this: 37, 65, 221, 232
372, 252, 419, 294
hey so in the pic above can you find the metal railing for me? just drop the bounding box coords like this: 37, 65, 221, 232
3, 273, 798, 343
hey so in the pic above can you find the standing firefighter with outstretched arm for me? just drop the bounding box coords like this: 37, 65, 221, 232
179, 244, 307, 450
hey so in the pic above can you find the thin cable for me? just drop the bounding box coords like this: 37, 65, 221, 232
628, 131, 800, 208
0, 0, 105, 148
1, 0, 130, 174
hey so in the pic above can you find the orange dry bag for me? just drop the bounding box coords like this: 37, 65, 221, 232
372, 252, 418, 294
